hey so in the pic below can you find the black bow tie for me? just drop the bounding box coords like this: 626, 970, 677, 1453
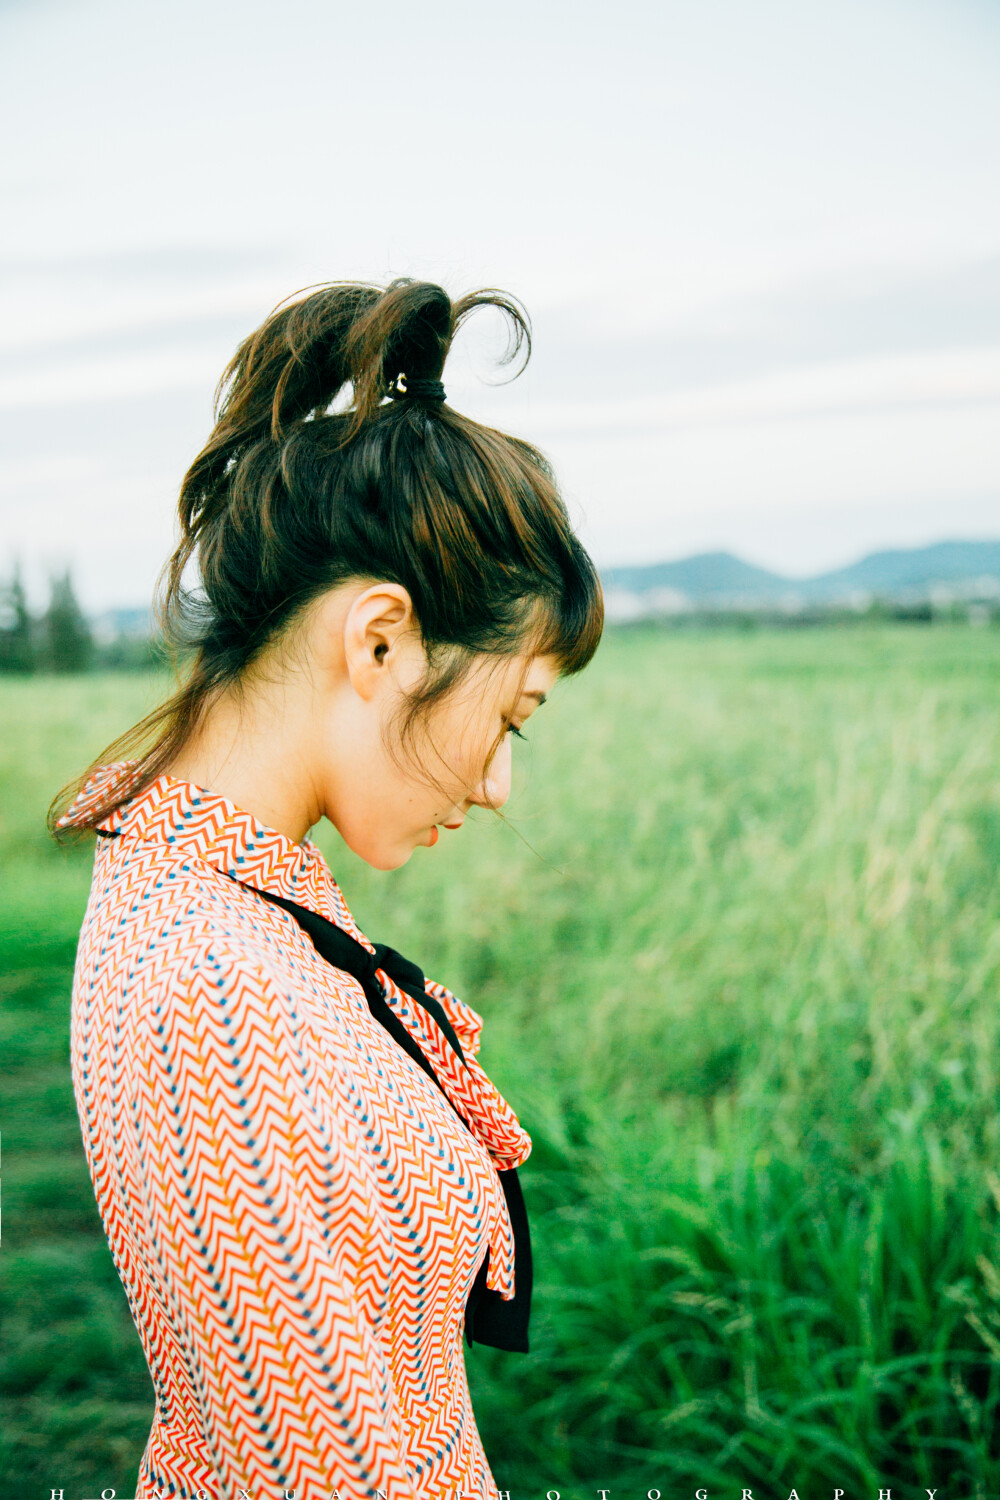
223, 878, 532, 1354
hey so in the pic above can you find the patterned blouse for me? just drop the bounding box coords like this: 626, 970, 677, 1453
59, 761, 531, 1500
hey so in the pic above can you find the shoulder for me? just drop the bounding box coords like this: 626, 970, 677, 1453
87, 834, 291, 949
79, 842, 356, 1025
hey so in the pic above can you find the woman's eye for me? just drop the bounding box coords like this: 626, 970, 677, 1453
506, 722, 528, 741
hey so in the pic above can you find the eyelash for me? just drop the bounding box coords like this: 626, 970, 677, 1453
506, 722, 528, 741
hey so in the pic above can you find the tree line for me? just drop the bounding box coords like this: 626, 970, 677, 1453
0, 564, 160, 673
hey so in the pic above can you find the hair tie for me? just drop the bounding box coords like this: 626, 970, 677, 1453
388, 372, 446, 404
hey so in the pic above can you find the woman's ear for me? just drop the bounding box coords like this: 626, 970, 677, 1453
341, 583, 420, 703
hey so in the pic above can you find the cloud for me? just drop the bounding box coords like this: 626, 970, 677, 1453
481, 348, 1000, 441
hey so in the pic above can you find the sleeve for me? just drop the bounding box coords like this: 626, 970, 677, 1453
422, 976, 484, 1059
131, 942, 418, 1500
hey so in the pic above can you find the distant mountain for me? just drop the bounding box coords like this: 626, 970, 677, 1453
601, 551, 788, 598
801, 540, 1000, 601
601, 538, 1000, 617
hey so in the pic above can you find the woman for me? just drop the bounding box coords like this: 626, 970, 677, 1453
51, 278, 603, 1500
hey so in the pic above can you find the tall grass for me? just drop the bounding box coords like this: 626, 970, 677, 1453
2, 626, 999, 1493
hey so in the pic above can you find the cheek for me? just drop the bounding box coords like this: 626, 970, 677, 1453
492, 734, 513, 789
380, 726, 474, 810
392, 701, 504, 806
436, 711, 500, 786
473, 719, 507, 774
471, 731, 510, 800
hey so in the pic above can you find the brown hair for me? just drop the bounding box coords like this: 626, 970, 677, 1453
49, 277, 604, 841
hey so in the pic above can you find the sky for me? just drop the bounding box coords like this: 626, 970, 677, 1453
1, 0, 998, 611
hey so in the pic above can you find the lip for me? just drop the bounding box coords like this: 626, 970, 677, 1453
424, 819, 463, 844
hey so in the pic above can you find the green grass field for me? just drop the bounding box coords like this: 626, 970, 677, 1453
3, 624, 1000, 1495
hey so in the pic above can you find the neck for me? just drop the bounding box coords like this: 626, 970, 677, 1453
164, 681, 320, 845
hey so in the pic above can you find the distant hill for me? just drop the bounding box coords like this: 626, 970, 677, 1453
601, 538, 1000, 617
601, 551, 787, 598
801, 540, 1000, 601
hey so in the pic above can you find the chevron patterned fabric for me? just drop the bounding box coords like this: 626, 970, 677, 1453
58, 762, 533, 1499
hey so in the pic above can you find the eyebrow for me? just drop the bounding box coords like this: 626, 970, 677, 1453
522, 690, 548, 705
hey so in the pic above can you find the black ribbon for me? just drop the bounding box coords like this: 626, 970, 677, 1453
223, 879, 532, 1353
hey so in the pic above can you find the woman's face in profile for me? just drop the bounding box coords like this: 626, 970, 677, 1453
325, 637, 560, 872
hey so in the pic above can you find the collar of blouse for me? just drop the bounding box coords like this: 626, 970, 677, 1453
59, 760, 533, 1175
72, 757, 372, 941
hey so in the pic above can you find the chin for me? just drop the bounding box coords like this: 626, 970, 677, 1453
356, 840, 414, 873
334, 817, 418, 873
377, 852, 413, 872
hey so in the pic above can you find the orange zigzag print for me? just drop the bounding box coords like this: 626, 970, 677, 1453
59, 762, 532, 1500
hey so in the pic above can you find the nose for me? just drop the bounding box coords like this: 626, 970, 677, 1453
466, 734, 512, 813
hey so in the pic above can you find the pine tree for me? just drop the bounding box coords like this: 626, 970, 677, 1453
43, 568, 94, 673
0, 561, 36, 673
